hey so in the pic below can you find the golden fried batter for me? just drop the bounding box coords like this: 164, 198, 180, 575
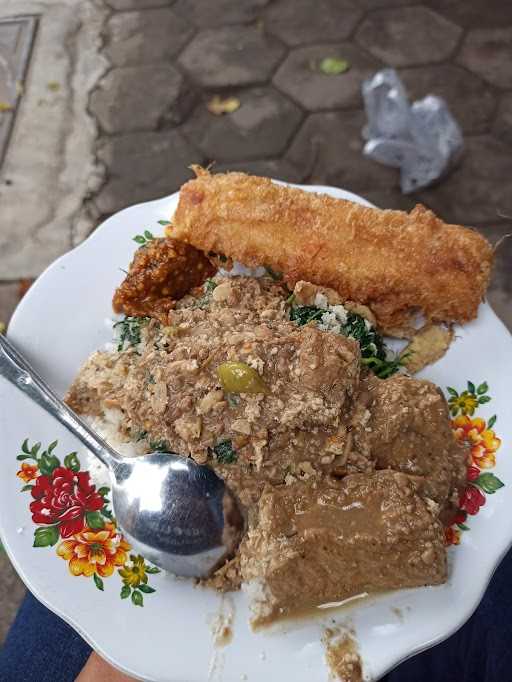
112, 237, 215, 323
169, 170, 493, 333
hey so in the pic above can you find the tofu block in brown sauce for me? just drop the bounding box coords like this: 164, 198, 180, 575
241, 471, 447, 626
352, 374, 468, 519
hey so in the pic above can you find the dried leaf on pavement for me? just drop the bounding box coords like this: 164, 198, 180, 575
318, 57, 350, 75
207, 95, 241, 116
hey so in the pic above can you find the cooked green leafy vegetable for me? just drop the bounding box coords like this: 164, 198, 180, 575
113, 316, 150, 351
289, 305, 324, 326
340, 313, 385, 359
193, 278, 218, 309
149, 439, 170, 452
289, 304, 404, 379
212, 439, 237, 464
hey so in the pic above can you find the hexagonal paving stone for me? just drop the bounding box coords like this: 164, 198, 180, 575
90, 65, 186, 134
273, 44, 380, 112
0, 282, 21, 327
182, 87, 303, 162
264, 0, 363, 47
173, 0, 269, 28
360, 0, 417, 6
493, 93, 512, 147
398, 64, 496, 134
178, 26, 285, 88
457, 28, 512, 89
106, 0, 174, 9
427, 0, 512, 29
356, 7, 462, 67
214, 158, 304, 183
0, 553, 25, 646
417, 136, 512, 225
95, 130, 202, 215
286, 111, 398, 192
105, 8, 194, 67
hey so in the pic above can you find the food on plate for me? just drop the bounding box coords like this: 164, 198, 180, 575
241, 471, 446, 626
67, 265, 468, 623
66, 171, 488, 626
402, 324, 454, 374
112, 236, 215, 322
168, 168, 493, 336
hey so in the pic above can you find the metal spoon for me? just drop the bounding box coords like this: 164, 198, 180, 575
0, 334, 244, 578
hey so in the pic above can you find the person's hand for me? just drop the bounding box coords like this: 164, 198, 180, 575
75, 652, 137, 682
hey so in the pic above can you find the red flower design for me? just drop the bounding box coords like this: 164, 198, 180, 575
30, 467, 104, 538
451, 509, 467, 526
459, 485, 486, 516
467, 466, 480, 482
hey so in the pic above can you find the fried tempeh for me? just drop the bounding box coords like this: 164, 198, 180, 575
112, 237, 215, 323
169, 170, 493, 334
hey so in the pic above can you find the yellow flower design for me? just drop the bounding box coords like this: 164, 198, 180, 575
119, 554, 148, 588
452, 415, 501, 469
17, 462, 38, 483
57, 522, 131, 578
448, 392, 478, 416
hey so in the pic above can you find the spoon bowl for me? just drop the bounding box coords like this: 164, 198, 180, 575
112, 452, 244, 577
0, 334, 244, 578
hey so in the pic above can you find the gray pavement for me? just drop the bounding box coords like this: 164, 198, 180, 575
0, 0, 511, 647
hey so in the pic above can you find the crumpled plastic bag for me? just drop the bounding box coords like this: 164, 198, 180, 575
362, 68, 463, 194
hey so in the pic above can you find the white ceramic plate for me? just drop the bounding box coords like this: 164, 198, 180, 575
1, 184, 511, 682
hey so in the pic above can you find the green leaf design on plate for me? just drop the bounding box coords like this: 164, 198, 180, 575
33, 525, 60, 548
21, 438, 31, 454
85, 511, 105, 530
16, 454, 33, 461
467, 381, 476, 394
120, 584, 131, 599
157, 220, 170, 226
20, 484, 34, 492
131, 590, 144, 607
145, 565, 161, 574
457, 523, 470, 531
38, 452, 61, 476
64, 452, 80, 472
446, 387, 458, 397
478, 396, 491, 404
475, 472, 504, 494
138, 584, 155, 594
93, 573, 104, 591
97, 487, 110, 497
100, 505, 113, 520
488, 415, 497, 429
477, 382, 489, 395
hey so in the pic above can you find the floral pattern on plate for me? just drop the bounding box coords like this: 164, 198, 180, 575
445, 382, 504, 546
16, 439, 160, 605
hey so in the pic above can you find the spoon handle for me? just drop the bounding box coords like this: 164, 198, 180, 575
0, 333, 122, 470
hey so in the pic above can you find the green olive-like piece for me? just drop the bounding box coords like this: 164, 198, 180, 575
217, 361, 269, 394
